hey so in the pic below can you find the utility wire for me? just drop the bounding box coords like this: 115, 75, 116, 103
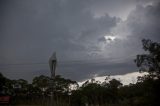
0, 55, 136, 66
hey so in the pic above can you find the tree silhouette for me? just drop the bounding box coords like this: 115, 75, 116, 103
32, 75, 50, 92
135, 39, 160, 79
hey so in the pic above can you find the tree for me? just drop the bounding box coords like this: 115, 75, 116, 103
0, 73, 13, 95
0, 73, 6, 92
108, 79, 122, 89
135, 39, 160, 79
32, 75, 50, 92
107, 79, 122, 103
135, 39, 160, 106
54, 75, 78, 94
17, 79, 28, 89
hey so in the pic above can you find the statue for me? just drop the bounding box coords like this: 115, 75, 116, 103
49, 52, 57, 106
49, 52, 57, 79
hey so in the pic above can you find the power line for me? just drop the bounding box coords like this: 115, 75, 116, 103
0, 55, 136, 66
0, 62, 47, 66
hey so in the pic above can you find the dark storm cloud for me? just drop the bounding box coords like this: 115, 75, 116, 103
0, 0, 159, 82
0, 0, 118, 81
126, 2, 160, 41
0, 0, 118, 61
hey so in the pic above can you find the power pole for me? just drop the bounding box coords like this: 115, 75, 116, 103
49, 52, 57, 106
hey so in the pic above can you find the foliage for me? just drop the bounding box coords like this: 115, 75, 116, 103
32, 75, 50, 92
135, 39, 160, 79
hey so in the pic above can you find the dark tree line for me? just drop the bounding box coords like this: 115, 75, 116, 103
0, 74, 78, 105
0, 39, 160, 106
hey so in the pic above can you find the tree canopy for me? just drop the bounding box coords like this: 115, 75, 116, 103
135, 39, 160, 79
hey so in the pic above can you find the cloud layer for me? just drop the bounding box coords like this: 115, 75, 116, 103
0, 0, 160, 82
78, 72, 148, 86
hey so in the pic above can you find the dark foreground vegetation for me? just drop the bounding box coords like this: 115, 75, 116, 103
0, 39, 160, 106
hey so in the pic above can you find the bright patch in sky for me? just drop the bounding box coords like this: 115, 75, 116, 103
78, 72, 148, 86
104, 36, 116, 42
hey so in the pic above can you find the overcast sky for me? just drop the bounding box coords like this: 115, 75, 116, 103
0, 0, 160, 82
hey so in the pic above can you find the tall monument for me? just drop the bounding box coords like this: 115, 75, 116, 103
49, 52, 57, 106
49, 52, 57, 79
